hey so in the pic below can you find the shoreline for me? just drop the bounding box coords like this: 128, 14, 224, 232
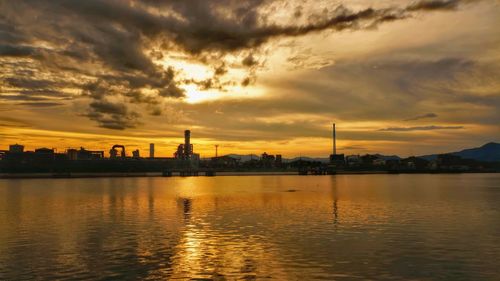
0, 170, 497, 179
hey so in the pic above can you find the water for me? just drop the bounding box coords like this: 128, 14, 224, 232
0, 174, 499, 280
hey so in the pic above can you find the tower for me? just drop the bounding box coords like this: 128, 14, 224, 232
333, 123, 336, 155
330, 123, 345, 166
149, 143, 154, 158
184, 130, 192, 158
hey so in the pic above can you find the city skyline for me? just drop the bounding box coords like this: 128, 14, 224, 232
2, 132, 498, 160
1, 0, 499, 157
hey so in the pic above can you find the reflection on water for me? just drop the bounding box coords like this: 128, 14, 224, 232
0, 174, 499, 280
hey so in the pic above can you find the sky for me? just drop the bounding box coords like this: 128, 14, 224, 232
1, 0, 499, 158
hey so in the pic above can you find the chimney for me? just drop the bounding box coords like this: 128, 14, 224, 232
333, 123, 336, 155
149, 143, 154, 158
184, 130, 191, 156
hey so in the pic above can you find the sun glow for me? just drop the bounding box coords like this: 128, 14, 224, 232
183, 85, 220, 103
162, 56, 212, 81
183, 84, 266, 104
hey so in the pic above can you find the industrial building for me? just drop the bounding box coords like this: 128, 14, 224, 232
0, 130, 199, 173
174, 130, 200, 162
149, 143, 155, 158
67, 148, 104, 160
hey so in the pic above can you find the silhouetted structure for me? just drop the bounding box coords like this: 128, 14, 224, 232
9, 144, 24, 153
132, 149, 140, 158
329, 123, 345, 167
149, 143, 154, 158
261, 152, 275, 168
67, 148, 104, 160
0, 131, 198, 174
0, 127, 498, 175
110, 145, 126, 158
175, 130, 195, 160
276, 154, 283, 167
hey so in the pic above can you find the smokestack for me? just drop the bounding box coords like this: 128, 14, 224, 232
149, 143, 154, 158
333, 123, 336, 155
184, 130, 191, 156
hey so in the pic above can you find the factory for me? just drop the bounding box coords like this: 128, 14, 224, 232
0, 130, 199, 173
174, 130, 200, 162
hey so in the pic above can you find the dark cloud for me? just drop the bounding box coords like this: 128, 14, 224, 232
341, 145, 367, 150
18, 102, 63, 107
404, 113, 438, 121
0, 45, 36, 57
241, 77, 252, 87
158, 84, 185, 98
173, 52, 499, 142
242, 54, 258, 67
182, 62, 234, 91
89, 100, 129, 116
0, 94, 55, 102
4, 77, 60, 89
0, 116, 32, 128
0, 0, 484, 129
86, 100, 140, 130
214, 64, 228, 76
379, 125, 464, 131
406, 0, 476, 11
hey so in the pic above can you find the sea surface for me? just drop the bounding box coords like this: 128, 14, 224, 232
0, 174, 499, 280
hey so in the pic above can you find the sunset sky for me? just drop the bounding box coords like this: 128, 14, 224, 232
1, 0, 499, 158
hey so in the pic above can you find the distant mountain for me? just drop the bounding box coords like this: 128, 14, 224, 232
225, 154, 260, 162
373, 154, 401, 161
285, 157, 330, 163
419, 142, 500, 162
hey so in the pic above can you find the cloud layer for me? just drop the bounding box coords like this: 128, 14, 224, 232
0, 0, 485, 129
0, 0, 498, 157
379, 125, 464, 132
404, 113, 438, 121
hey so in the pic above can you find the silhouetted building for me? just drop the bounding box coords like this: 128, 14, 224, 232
330, 154, 345, 167
132, 149, 140, 158
385, 159, 401, 169
174, 144, 185, 159
184, 130, 191, 157
9, 144, 24, 153
346, 155, 361, 167
275, 154, 283, 167
110, 145, 126, 159
173, 130, 200, 169
35, 148, 54, 155
175, 130, 194, 160
211, 155, 240, 168
435, 154, 469, 170
401, 156, 429, 170
361, 154, 378, 165
67, 147, 104, 160
373, 158, 386, 166
261, 152, 276, 168
149, 143, 155, 158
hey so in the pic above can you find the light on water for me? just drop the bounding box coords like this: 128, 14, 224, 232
0, 174, 499, 280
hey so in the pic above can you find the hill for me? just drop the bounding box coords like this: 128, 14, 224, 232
419, 142, 500, 162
